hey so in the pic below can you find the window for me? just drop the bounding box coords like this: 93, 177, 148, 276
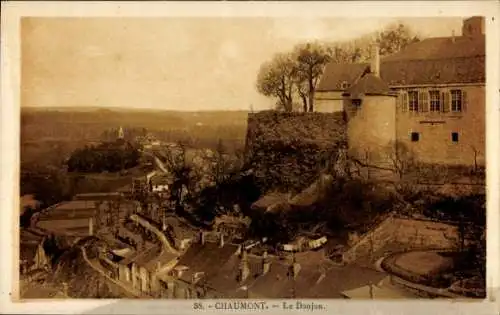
411, 132, 420, 142
408, 91, 419, 112
451, 90, 462, 112
352, 99, 362, 107
451, 132, 459, 142
429, 90, 441, 112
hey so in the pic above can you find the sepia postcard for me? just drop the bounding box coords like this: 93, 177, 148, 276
1, 1, 499, 315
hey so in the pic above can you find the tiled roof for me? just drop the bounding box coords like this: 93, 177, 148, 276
307, 265, 387, 298
176, 242, 239, 283
380, 56, 485, 86
381, 35, 485, 62
317, 63, 370, 92
317, 35, 485, 90
47, 200, 97, 211
345, 73, 392, 98
247, 261, 295, 298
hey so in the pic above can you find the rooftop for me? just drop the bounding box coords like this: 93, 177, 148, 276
73, 192, 124, 201
317, 63, 369, 92
175, 242, 240, 283
345, 73, 392, 98
317, 32, 485, 91
172, 240, 389, 299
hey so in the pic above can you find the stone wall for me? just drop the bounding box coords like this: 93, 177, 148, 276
343, 214, 458, 264
395, 85, 485, 166
244, 111, 346, 192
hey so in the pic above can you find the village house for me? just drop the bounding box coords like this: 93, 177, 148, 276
158, 232, 388, 299
34, 199, 138, 238
315, 16, 485, 167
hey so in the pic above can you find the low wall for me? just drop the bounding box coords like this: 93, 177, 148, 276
393, 218, 458, 249
343, 215, 458, 264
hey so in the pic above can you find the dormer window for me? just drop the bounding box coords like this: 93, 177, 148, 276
341, 81, 349, 90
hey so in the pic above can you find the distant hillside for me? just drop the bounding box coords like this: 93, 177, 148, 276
21, 108, 250, 166
21, 108, 249, 141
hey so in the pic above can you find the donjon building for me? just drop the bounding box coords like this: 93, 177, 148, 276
315, 16, 485, 167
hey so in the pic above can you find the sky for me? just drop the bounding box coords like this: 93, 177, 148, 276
21, 17, 463, 111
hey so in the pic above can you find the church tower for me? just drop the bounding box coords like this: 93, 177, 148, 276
118, 126, 124, 140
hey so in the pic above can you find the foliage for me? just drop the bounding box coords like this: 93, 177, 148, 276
245, 111, 345, 192
376, 23, 420, 56
20, 166, 73, 208
255, 23, 420, 112
156, 142, 200, 214
327, 22, 420, 64
292, 42, 332, 112
67, 140, 140, 173
256, 53, 296, 112
256, 43, 332, 112
20, 205, 39, 228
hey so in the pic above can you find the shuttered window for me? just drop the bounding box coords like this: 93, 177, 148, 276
429, 90, 441, 112
451, 90, 463, 112
442, 90, 450, 113
419, 90, 429, 112
401, 91, 408, 112
408, 91, 419, 112
462, 90, 468, 112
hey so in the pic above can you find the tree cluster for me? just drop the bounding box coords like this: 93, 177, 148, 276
256, 23, 420, 112
21, 165, 73, 208
67, 140, 140, 173
256, 43, 332, 113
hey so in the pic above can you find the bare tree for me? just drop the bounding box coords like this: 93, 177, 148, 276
158, 142, 198, 213
256, 53, 296, 112
386, 140, 417, 180
293, 42, 332, 112
376, 23, 420, 56
201, 139, 242, 188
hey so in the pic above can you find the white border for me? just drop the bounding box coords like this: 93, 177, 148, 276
1, 1, 499, 314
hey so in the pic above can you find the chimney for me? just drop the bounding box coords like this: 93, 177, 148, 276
262, 251, 271, 275
370, 44, 380, 77
451, 30, 456, 43
88, 217, 94, 236
219, 233, 225, 248
199, 231, 205, 245
239, 250, 250, 283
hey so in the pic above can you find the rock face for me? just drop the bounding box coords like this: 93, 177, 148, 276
244, 111, 346, 193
